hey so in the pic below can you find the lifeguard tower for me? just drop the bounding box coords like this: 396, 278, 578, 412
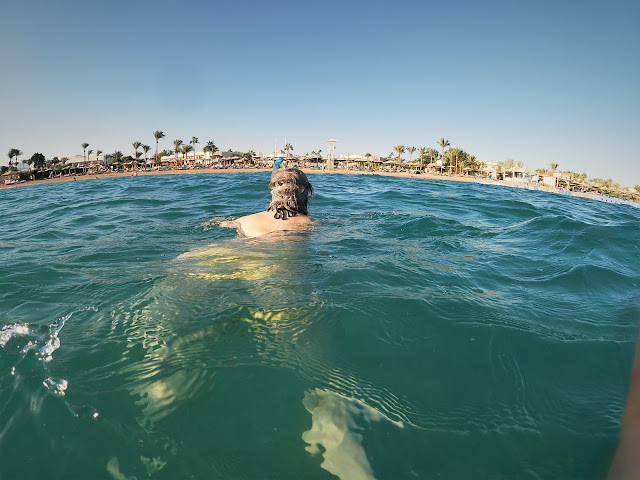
327, 139, 337, 170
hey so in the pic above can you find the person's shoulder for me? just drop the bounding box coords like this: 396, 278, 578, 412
236, 211, 272, 237
292, 214, 313, 224
237, 211, 265, 223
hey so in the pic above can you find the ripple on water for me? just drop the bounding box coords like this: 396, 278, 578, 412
0, 174, 638, 479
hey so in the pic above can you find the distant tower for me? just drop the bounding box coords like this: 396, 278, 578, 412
327, 138, 337, 170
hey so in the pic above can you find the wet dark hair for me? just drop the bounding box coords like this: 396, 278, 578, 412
268, 168, 313, 219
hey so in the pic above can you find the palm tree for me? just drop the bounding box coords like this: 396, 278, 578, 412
55, 156, 67, 175
550, 163, 559, 172
190, 136, 199, 161
132, 141, 141, 165
142, 145, 151, 164
425, 148, 439, 170
7, 148, 20, 170
393, 145, 405, 163
285, 143, 293, 158
449, 148, 463, 174
173, 139, 183, 163
442, 148, 456, 174
82, 142, 89, 163
457, 151, 470, 174
437, 138, 450, 169
15, 149, 23, 170
243, 150, 256, 164
203, 141, 218, 161
153, 130, 165, 162
418, 147, 428, 167
467, 155, 477, 175
111, 151, 123, 170
50, 157, 60, 174
182, 145, 193, 160
407, 146, 416, 165
87, 149, 94, 170
96, 150, 103, 166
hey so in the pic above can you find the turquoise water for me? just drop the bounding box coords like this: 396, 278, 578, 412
1, 172, 639, 479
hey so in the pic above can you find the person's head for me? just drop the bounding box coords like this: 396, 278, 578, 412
268, 168, 313, 217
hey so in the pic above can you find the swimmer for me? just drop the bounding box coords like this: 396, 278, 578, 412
608, 330, 640, 479
273, 157, 285, 170
271, 157, 286, 180
235, 168, 313, 238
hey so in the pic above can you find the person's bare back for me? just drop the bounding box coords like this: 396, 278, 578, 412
236, 210, 313, 237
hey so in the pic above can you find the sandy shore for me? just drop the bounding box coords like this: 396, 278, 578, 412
0, 167, 614, 204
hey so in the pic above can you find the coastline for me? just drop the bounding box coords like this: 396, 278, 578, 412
0, 167, 489, 190
1, 167, 637, 208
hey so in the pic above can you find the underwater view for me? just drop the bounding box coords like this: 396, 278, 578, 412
1, 172, 639, 479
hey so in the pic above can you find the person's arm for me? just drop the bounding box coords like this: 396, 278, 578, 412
219, 220, 239, 229
608, 331, 640, 479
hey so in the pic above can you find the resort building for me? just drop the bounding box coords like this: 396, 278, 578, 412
480, 161, 537, 183
156, 151, 245, 167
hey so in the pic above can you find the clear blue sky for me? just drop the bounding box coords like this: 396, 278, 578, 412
1, 0, 638, 186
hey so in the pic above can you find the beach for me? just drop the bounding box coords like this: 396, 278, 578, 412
3, 165, 628, 207
0, 166, 483, 189
0, 165, 555, 192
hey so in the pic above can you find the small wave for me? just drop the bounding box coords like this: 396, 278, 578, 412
0, 313, 71, 362
200, 216, 236, 231
0, 307, 98, 403
43, 377, 68, 396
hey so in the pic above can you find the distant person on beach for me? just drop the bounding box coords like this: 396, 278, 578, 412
235, 168, 313, 238
272, 157, 285, 178
608, 331, 640, 479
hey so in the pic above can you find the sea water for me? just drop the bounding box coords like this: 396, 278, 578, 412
0, 172, 639, 479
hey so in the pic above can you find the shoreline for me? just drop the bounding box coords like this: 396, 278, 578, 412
1, 167, 638, 208
0, 167, 490, 189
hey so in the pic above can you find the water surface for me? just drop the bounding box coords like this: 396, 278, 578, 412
1, 173, 639, 479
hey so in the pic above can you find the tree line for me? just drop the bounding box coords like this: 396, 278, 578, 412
4, 134, 640, 193
387, 138, 481, 175
3, 131, 220, 174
